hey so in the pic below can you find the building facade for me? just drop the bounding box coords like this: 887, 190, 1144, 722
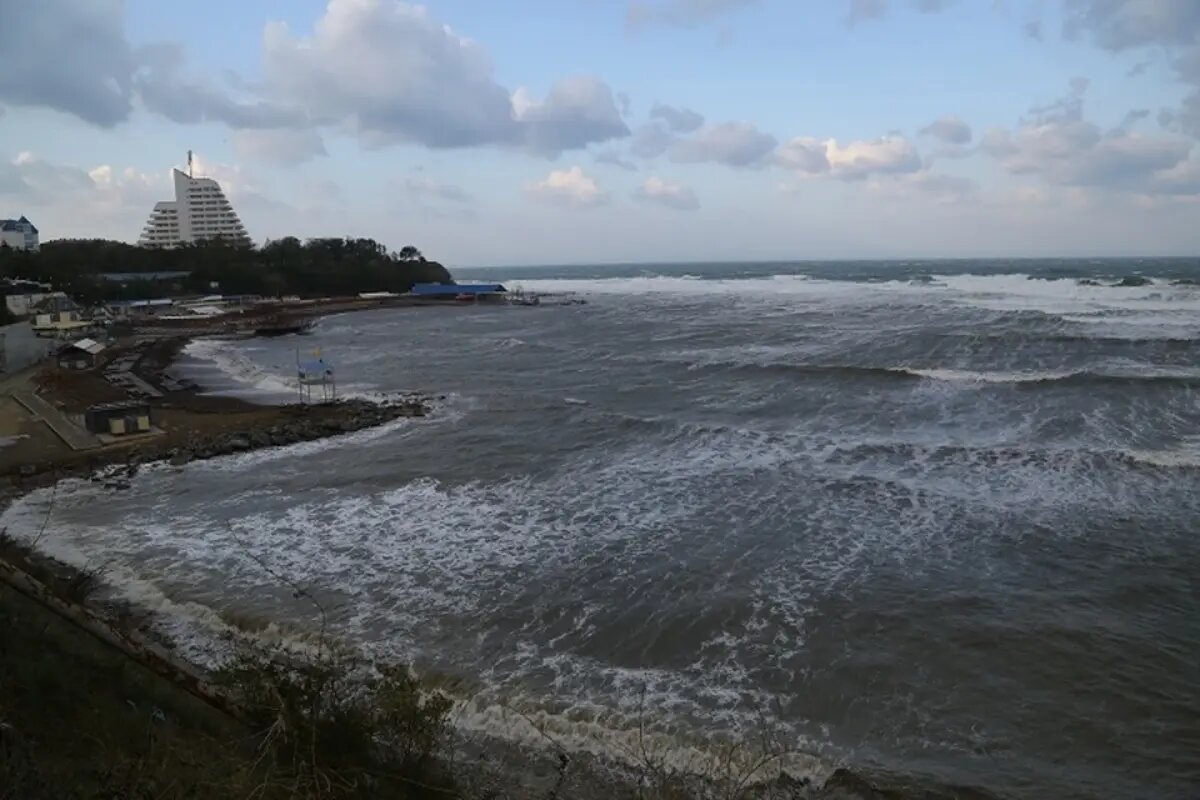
0, 321, 55, 373
0, 216, 39, 251
139, 168, 250, 248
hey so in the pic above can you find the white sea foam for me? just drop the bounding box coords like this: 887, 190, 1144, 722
905, 367, 1078, 384
514, 273, 1200, 340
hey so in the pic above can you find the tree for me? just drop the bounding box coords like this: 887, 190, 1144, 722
7, 237, 453, 302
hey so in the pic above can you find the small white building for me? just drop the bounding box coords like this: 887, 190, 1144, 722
32, 310, 92, 337
0, 216, 39, 251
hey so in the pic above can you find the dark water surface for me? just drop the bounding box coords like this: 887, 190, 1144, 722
6, 260, 1199, 798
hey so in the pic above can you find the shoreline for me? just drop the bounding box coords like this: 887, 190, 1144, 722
0, 308, 994, 799
0, 306, 662, 798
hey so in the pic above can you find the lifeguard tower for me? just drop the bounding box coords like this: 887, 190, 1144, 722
296, 348, 336, 404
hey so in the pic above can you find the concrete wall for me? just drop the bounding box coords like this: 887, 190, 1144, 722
0, 322, 54, 373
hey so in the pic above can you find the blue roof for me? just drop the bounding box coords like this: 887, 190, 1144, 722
1, 217, 36, 233
99, 271, 191, 282
411, 283, 507, 296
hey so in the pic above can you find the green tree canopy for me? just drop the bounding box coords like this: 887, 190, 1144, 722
0, 238, 454, 303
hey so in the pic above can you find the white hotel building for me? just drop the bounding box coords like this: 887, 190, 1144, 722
139, 166, 250, 248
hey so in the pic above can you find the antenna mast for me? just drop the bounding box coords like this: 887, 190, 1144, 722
187, 150, 194, 178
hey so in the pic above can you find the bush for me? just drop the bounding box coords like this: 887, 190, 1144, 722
214, 643, 454, 798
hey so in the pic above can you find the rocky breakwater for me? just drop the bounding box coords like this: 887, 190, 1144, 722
164, 397, 428, 467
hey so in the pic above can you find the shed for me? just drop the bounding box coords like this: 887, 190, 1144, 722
57, 337, 106, 370
85, 400, 153, 436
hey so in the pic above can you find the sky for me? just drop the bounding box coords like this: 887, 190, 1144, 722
1, 0, 1199, 266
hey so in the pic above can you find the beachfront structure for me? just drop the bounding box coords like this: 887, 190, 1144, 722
0, 216, 39, 251
139, 162, 249, 248
85, 400, 153, 437
32, 310, 92, 338
410, 283, 507, 300
57, 338, 106, 370
0, 321, 55, 373
2, 278, 66, 318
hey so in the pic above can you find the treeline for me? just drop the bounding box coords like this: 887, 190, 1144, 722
0, 237, 454, 303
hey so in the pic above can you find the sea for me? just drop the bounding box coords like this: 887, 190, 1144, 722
4, 259, 1199, 799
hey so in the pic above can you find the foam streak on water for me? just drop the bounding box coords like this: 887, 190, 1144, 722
4, 260, 1199, 799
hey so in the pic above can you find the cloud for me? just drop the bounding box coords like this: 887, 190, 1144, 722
135, 44, 308, 130
847, 0, 954, 24
233, 129, 328, 165
1062, 1, 1200, 137
983, 80, 1200, 197
627, 0, 758, 29
920, 115, 973, 144
403, 176, 472, 203
912, 0, 955, 10
1024, 19, 1043, 40
525, 167, 607, 208
1112, 108, 1151, 134
0, 152, 95, 201
595, 150, 640, 171
671, 122, 778, 167
649, 103, 705, 133
634, 176, 700, 210
512, 77, 631, 156
0, 0, 136, 127
778, 135, 922, 179
262, 1, 627, 154
631, 123, 679, 158
261, 1, 515, 148
1062, 0, 1200, 50
0, 152, 168, 235
776, 138, 831, 173
848, 0, 888, 24
3, 0, 630, 158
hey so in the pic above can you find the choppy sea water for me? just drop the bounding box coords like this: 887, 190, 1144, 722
4, 260, 1200, 798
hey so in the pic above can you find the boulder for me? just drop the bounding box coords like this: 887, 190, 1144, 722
169, 451, 194, 467
1117, 275, 1151, 287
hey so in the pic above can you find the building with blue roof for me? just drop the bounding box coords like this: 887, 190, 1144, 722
410, 283, 507, 300
0, 216, 39, 251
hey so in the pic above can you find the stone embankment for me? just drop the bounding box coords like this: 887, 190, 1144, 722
164, 398, 425, 466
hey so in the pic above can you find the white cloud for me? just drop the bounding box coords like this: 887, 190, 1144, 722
634, 176, 700, 210
0, 152, 93, 201
981, 80, 1200, 197
525, 167, 607, 208
262, 0, 627, 154
631, 123, 679, 158
671, 122, 778, 167
233, 129, 327, 165
1062, 1, 1200, 138
511, 76, 630, 156
135, 43, 307, 129
920, 115, 973, 144
0, 152, 172, 240
778, 135, 922, 179
649, 102, 705, 133
776, 137, 832, 173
